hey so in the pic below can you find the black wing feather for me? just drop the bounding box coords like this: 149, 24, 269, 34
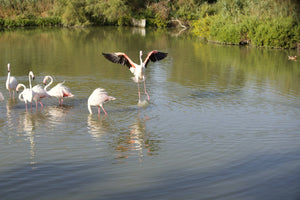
144, 51, 168, 68
149, 52, 168, 62
102, 53, 131, 68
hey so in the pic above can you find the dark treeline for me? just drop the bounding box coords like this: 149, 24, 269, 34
0, 0, 299, 48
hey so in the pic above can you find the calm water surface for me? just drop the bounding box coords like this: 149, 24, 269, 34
0, 27, 299, 200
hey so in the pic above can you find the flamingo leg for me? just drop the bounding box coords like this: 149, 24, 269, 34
9, 90, 11, 98
144, 80, 150, 101
25, 103, 28, 112
58, 98, 63, 106
98, 106, 101, 116
39, 100, 44, 110
137, 80, 141, 102
35, 101, 38, 110
101, 105, 108, 115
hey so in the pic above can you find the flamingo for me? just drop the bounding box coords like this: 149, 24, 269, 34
43, 75, 74, 106
6, 63, 18, 98
16, 71, 35, 111
88, 88, 116, 115
31, 72, 50, 110
102, 50, 167, 103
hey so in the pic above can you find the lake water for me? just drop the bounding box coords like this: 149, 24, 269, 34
0, 27, 299, 200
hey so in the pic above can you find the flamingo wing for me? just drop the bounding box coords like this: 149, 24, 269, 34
88, 88, 108, 106
143, 50, 168, 68
61, 85, 74, 97
33, 84, 50, 98
49, 83, 73, 98
6, 76, 18, 90
102, 52, 136, 68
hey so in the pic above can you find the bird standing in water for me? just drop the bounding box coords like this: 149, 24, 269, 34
6, 63, 18, 99
88, 88, 116, 115
43, 75, 74, 106
102, 50, 167, 103
16, 71, 35, 111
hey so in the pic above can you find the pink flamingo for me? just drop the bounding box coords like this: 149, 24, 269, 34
88, 88, 116, 115
31, 72, 50, 110
6, 63, 18, 98
43, 75, 74, 105
16, 71, 35, 111
102, 50, 167, 103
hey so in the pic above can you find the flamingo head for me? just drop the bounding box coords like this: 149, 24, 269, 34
140, 50, 143, 57
16, 84, 23, 92
7, 63, 10, 72
43, 76, 50, 85
108, 96, 116, 101
29, 71, 35, 80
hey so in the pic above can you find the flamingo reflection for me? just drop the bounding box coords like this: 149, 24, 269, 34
113, 112, 158, 162
87, 115, 108, 141
17, 112, 37, 168
45, 105, 72, 125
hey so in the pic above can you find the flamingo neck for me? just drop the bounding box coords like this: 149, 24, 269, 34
140, 53, 143, 66
7, 71, 10, 80
18, 83, 27, 90
17, 84, 26, 102
6, 72, 10, 87
18, 92, 24, 102
44, 76, 53, 92
28, 73, 33, 89
88, 104, 92, 114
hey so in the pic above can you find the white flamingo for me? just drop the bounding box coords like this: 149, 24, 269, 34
16, 71, 35, 111
6, 63, 18, 98
43, 75, 74, 105
31, 72, 50, 110
88, 88, 116, 115
102, 50, 167, 103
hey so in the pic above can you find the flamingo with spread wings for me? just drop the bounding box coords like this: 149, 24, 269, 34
102, 50, 167, 103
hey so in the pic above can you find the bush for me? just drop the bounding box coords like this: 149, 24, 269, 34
191, 0, 300, 48
61, 0, 89, 27
249, 17, 299, 48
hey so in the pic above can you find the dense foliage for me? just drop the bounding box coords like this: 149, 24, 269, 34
192, 0, 300, 48
0, 0, 299, 48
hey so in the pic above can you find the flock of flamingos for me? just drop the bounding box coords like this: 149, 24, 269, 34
1, 50, 168, 115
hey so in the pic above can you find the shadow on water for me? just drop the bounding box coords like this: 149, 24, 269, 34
0, 151, 298, 200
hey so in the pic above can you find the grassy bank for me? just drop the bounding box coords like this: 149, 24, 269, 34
0, 0, 299, 48
191, 0, 300, 48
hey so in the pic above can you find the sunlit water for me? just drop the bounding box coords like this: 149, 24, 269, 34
0, 27, 299, 200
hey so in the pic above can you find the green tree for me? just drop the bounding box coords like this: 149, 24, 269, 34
86, 0, 130, 25
61, 0, 88, 26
